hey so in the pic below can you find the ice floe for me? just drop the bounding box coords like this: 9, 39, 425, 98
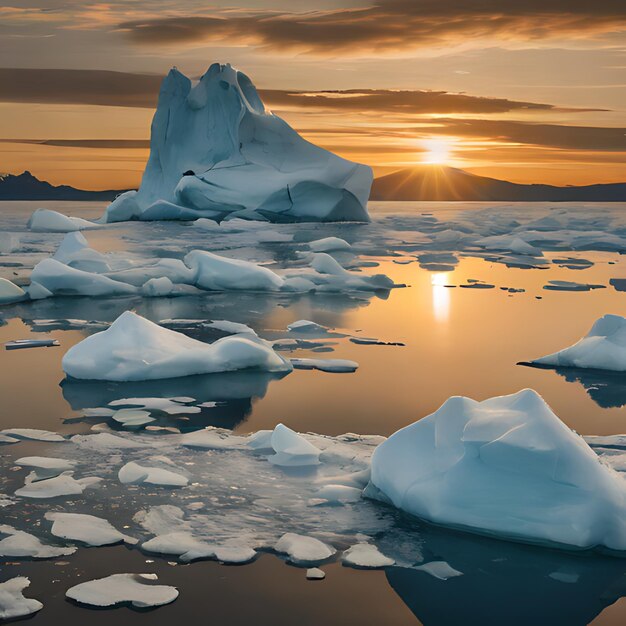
14, 456, 76, 480
369, 389, 626, 551
274, 533, 336, 565
342, 543, 395, 568
66, 573, 178, 608
530, 315, 625, 372
62, 311, 291, 381
0, 577, 43, 620
0, 524, 76, 558
141, 532, 256, 563
291, 358, 359, 373
15, 473, 101, 499
309, 237, 352, 253
45, 512, 137, 546
306, 568, 326, 580
0, 428, 65, 443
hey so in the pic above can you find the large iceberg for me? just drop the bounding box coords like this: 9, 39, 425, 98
369, 389, 626, 552
530, 314, 625, 372
62, 311, 292, 381
102, 63, 372, 224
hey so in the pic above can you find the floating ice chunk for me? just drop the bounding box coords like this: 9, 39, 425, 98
274, 533, 336, 565
30, 259, 137, 297
0, 577, 43, 620
15, 456, 76, 480
102, 64, 371, 224
0, 277, 25, 304
342, 543, 395, 568
28, 208, 99, 232
0, 524, 76, 558
142, 532, 256, 563
1, 428, 65, 442
306, 568, 326, 580
142, 276, 174, 297
531, 315, 625, 372
269, 424, 321, 467
369, 389, 626, 551
15, 473, 101, 499
45, 512, 137, 546
66, 573, 178, 608
52, 232, 110, 273
309, 237, 352, 253
185, 250, 285, 291
62, 311, 291, 381
26, 281, 53, 300
287, 320, 329, 334
118, 461, 188, 487
475, 235, 543, 256
291, 358, 358, 373
313, 484, 362, 504
349, 337, 405, 346
308, 253, 395, 291
544, 280, 605, 292
112, 409, 155, 428
414, 561, 463, 580
205, 319, 257, 336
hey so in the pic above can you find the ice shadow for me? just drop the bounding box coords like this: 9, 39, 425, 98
386, 523, 626, 626
519, 362, 626, 409
61, 370, 289, 431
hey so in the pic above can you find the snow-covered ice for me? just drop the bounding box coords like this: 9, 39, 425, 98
369, 389, 626, 551
66, 573, 178, 608
530, 315, 626, 372
141, 532, 256, 563
28, 208, 99, 232
14, 456, 76, 480
0, 524, 76, 558
0, 577, 43, 620
309, 237, 352, 253
118, 461, 189, 487
102, 63, 371, 224
342, 543, 395, 568
45, 512, 138, 546
62, 311, 292, 381
274, 533, 336, 565
15, 473, 101, 499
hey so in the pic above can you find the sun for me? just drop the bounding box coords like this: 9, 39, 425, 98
421, 139, 451, 165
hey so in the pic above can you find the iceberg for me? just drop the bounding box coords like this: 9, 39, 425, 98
0, 577, 43, 620
66, 573, 178, 608
62, 311, 292, 381
369, 389, 626, 551
530, 314, 626, 372
102, 63, 372, 224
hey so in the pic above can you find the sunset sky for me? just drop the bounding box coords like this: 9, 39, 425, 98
0, 0, 624, 189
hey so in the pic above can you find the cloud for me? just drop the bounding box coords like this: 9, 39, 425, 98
0, 67, 576, 114
118, 1, 626, 55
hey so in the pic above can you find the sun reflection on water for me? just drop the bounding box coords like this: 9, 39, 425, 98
431, 272, 451, 322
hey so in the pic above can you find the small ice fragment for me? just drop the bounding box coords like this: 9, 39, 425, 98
309, 237, 352, 253
269, 424, 321, 467
5, 339, 59, 350
342, 544, 394, 568
414, 561, 463, 580
274, 533, 336, 565
306, 568, 326, 580
291, 358, 358, 373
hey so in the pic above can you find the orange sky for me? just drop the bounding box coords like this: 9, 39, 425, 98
0, 1, 624, 189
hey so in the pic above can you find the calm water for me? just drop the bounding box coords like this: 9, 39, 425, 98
0, 201, 624, 624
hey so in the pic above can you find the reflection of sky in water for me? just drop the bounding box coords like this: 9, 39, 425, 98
431, 272, 451, 323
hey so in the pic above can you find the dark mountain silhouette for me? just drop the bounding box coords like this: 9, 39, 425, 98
0, 171, 128, 201
371, 165, 626, 201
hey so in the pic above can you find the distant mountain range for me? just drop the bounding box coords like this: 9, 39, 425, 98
0, 171, 127, 201
371, 165, 626, 202
2, 168, 625, 203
